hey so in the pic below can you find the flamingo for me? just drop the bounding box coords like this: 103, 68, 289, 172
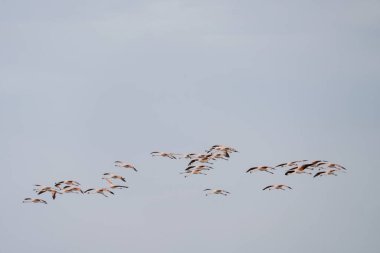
102, 173, 126, 182
314, 169, 338, 178
22, 198, 47, 204
114, 161, 137, 172
204, 189, 230, 196
150, 152, 177, 159
55, 180, 80, 189
185, 165, 213, 171
285, 163, 315, 176
37, 188, 62, 200
84, 188, 114, 197
181, 169, 207, 178
61, 186, 84, 194
246, 166, 274, 174
262, 184, 292, 191
104, 178, 129, 190
274, 160, 307, 168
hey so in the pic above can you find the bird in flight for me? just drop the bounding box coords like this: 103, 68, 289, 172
313, 162, 347, 170
22, 198, 47, 204
61, 186, 84, 194
104, 178, 129, 190
181, 169, 208, 177
206, 145, 238, 154
33, 185, 60, 193
313, 169, 339, 178
274, 160, 307, 168
188, 155, 214, 166
150, 152, 177, 159
114, 161, 137, 172
84, 188, 115, 197
55, 180, 81, 189
204, 189, 230, 196
36, 188, 62, 200
285, 163, 315, 176
102, 173, 126, 182
185, 165, 213, 171
246, 166, 274, 174
262, 184, 292, 191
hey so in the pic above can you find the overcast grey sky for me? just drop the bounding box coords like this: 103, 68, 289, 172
1, 1, 379, 252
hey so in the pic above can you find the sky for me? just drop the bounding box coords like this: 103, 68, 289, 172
1, 0, 379, 252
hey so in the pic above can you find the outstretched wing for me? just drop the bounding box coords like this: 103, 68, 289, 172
313, 171, 324, 178
262, 185, 272, 190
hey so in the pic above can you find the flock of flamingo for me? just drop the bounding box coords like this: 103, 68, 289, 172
22, 144, 346, 204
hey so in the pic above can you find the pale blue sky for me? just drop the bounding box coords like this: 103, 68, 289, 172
1, 1, 379, 252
